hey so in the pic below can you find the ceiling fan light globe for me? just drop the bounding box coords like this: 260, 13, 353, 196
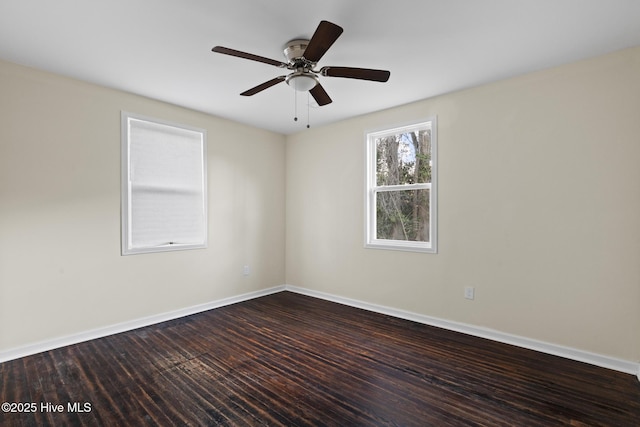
286, 73, 318, 92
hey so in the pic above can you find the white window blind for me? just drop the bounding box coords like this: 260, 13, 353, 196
122, 112, 207, 255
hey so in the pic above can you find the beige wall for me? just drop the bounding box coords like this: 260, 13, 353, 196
0, 60, 286, 351
286, 47, 640, 362
2, 46, 639, 364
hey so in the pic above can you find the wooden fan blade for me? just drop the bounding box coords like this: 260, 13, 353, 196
302, 21, 344, 63
212, 46, 287, 68
322, 67, 390, 82
240, 76, 286, 96
309, 83, 332, 106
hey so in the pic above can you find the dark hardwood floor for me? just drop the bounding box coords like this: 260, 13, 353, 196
1, 291, 639, 426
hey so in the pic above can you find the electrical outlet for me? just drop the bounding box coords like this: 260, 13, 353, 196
464, 286, 475, 300
242, 265, 250, 276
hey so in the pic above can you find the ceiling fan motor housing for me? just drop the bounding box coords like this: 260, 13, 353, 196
283, 39, 310, 63
283, 39, 319, 91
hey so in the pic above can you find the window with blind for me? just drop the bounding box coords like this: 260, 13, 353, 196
121, 112, 207, 255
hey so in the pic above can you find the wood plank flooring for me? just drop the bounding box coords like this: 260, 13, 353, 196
1, 291, 639, 426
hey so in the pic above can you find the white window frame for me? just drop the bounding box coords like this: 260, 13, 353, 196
365, 118, 438, 253
121, 111, 207, 255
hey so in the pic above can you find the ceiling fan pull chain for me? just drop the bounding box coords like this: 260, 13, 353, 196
294, 89, 298, 122
307, 92, 311, 128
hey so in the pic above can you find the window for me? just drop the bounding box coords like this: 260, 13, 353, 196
365, 119, 437, 253
121, 112, 207, 255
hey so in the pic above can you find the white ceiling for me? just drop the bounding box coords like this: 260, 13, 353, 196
1, 0, 639, 135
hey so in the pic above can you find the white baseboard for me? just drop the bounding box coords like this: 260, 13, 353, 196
0, 285, 285, 363
284, 285, 640, 377
2, 283, 638, 380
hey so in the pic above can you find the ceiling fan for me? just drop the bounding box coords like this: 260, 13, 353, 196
212, 20, 390, 107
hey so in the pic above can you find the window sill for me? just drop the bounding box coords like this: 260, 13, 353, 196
365, 240, 437, 254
